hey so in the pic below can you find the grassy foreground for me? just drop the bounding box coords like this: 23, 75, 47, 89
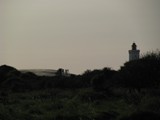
0, 88, 160, 120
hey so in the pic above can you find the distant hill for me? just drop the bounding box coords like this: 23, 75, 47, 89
20, 69, 57, 76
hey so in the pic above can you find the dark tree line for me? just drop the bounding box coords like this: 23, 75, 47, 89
114, 52, 160, 92
0, 51, 160, 92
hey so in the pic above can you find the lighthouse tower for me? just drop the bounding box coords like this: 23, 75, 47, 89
129, 43, 140, 61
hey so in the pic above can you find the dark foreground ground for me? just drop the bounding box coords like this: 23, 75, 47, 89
0, 88, 160, 120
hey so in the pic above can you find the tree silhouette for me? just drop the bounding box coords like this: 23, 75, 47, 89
115, 51, 160, 92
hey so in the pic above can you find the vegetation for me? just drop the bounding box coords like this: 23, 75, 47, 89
0, 51, 160, 120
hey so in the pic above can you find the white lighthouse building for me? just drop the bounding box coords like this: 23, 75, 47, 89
129, 43, 140, 61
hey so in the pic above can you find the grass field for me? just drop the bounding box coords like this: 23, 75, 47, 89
0, 88, 160, 120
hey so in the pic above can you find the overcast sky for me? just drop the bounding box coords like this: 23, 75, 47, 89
0, 0, 160, 74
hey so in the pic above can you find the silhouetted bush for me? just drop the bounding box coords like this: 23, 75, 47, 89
21, 72, 37, 79
0, 65, 21, 82
91, 68, 117, 91
115, 51, 160, 91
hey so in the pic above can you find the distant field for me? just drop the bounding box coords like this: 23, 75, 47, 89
20, 69, 57, 76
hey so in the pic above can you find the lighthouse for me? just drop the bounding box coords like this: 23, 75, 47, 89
129, 43, 140, 61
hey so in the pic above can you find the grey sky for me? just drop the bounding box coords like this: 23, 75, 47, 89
0, 0, 160, 74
